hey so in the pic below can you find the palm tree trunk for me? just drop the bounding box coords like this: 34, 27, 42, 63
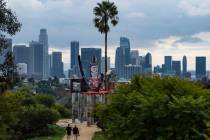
105, 32, 108, 91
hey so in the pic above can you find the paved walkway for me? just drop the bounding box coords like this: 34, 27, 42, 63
57, 119, 101, 140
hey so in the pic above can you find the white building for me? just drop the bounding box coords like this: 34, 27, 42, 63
17, 63, 27, 75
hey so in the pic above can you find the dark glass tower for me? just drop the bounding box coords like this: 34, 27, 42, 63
70, 41, 79, 68
164, 56, 172, 73
196, 57, 206, 79
51, 52, 64, 78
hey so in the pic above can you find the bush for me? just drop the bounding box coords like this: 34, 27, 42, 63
96, 76, 210, 140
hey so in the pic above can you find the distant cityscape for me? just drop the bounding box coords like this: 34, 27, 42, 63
0, 28, 209, 81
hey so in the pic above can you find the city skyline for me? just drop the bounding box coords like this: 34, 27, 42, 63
7, 0, 210, 70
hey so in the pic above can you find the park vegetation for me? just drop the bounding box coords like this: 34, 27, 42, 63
0, 87, 70, 140
95, 76, 210, 140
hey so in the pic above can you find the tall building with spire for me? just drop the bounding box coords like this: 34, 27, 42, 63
39, 29, 49, 79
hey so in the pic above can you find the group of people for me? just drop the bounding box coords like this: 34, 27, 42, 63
66, 124, 80, 140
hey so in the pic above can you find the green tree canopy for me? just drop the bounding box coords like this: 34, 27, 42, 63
96, 76, 210, 140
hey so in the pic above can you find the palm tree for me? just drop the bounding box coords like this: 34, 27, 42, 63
93, 0, 119, 90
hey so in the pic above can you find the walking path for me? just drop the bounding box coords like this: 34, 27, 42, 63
57, 119, 101, 140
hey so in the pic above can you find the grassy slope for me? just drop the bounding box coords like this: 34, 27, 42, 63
30, 125, 65, 140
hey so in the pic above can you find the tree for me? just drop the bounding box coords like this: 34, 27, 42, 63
96, 76, 210, 140
93, 1, 119, 90
0, 51, 19, 90
0, 0, 21, 52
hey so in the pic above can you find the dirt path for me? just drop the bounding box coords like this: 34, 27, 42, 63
57, 119, 101, 140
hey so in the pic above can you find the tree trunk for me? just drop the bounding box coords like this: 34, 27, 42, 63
105, 32, 108, 91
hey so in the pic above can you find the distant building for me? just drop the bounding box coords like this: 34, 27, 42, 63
115, 37, 131, 78
164, 56, 172, 73
29, 41, 44, 79
68, 65, 81, 78
154, 65, 162, 74
172, 61, 181, 76
39, 29, 49, 79
51, 52, 64, 78
0, 38, 12, 64
130, 50, 139, 65
144, 53, 152, 74
101, 57, 110, 74
71, 41, 79, 68
196, 57, 206, 79
17, 63, 27, 75
123, 65, 142, 80
120, 37, 130, 65
13, 45, 30, 75
182, 56, 187, 75
81, 48, 101, 78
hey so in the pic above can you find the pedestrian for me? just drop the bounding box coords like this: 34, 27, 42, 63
66, 124, 72, 140
73, 125, 80, 140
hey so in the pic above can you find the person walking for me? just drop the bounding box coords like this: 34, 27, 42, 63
66, 124, 72, 140
73, 125, 80, 140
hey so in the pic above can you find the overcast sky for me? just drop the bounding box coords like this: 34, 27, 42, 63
7, 0, 210, 70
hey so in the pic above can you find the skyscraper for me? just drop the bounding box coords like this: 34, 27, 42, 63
196, 57, 206, 79
115, 37, 131, 78
51, 52, 64, 78
131, 50, 139, 65
120, 37, 130, 65
81, 48, 101, 78
172, 61, 181, 76
182, 56, 187, 74
144, 53, 152, 74
13, 45, 30, 74
29, 41, 44, 79
39, 29, 49, 79
101, 57, 110, 74
71, 41, 79, 68
164, 56, 172, 73
0, 38, 12, 64
115, 47, 124, 78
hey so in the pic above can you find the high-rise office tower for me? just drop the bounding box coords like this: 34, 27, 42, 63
81, 48, 101, 78
39, 29, 49, 79
172, 61, 181, 76
145, 53, 152, 74
0, 38, 12, 64
182, 56, 187, 74
196, 57, 206, 79
120, 37, 131, 65
164, 56, 172, 73
13, 45, 30, 75
70, 41, 79, 68
29, 41, 44, 79
115, 37, 131, 78
101, 57, 110, 74
131, 50, 139, 65
115, 47, 124, 78
51, 52, 64, 78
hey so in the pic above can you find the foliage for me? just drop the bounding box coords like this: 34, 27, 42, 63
0, 87, 69, 140
95, 76, 210, 140
92, 132, 107, 140
93, 1, 119, 34
29, 125, 65, 140
0, 52, 19, 91
36, 81, 55, 96
53, 104, 71, 118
